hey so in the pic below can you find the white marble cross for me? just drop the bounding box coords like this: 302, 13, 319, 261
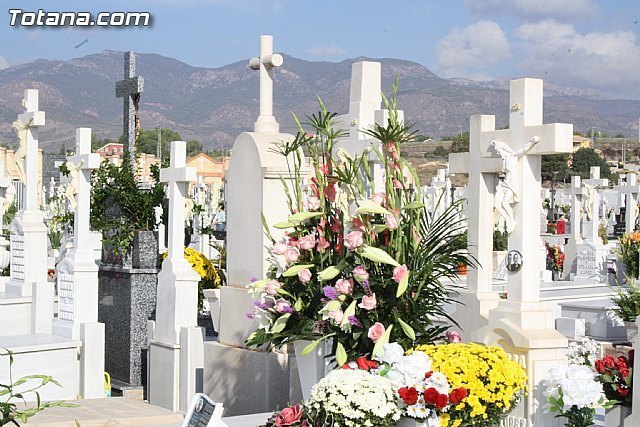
160, 141, 197, 260
67, 128, 101, 250
18, 89, 45, 211
582, 166, 608, 243
0, 158, 12, 237
568, 175, 585, 241
249, 35, 283, 133
472, 78, 573, 304
614, 173, 639, 234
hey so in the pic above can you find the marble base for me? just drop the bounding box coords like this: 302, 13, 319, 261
560, 299, 626, 340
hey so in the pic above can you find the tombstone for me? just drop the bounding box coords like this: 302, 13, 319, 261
116, 51, 144, 170
148, 141, 203, 412
463, 79, 572, 426
563, 176, 585, 280
50, 128, 104, 398
204, 35, 298, 416
425, 168, 451, 218
614, 173, 639, 234
5, 90, 48, 298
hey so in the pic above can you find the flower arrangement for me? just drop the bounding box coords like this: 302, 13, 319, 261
547, 223, 557, 234
545, 242, 565, 272
262, 404, 307, 427
566, 337, 600, 367
610, 279, 640, 322
246, 91, 470, 364
162, 247, 222, 310
594, 353, 633, 406
413, 343, 527, 427
618, 231, 640, 279
544, 364, 613, 427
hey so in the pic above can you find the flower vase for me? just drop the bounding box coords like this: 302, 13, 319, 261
624, 321, 638, 343
552, 270, 561, 281
293, 339, 333, 401
203, 288, 221, 332
605, 404, 632, 427
395, 415, 440, 427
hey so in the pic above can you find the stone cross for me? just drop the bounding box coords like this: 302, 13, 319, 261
115, 51, 144, 169
568, 175, 585, 241
160, 141, 197, 261
0, 159, 12, 237
66, 128, 101, 249
582, 166, 608, 243
249, 35, 283, 133
614, 173, 639, 233
471, 78, 573, 304
18, 90, 45, 211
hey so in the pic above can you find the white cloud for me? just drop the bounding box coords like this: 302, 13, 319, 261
435, 20, 510, 79
0, 56, 8, 70
307, 45, 347, 57
464, 0, 598, 21
515, 20, 640, 98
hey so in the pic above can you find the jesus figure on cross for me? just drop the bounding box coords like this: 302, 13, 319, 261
491, 136, 539, 233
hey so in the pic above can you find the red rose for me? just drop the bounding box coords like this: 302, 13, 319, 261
603, 355, 616, 368
274, 404, 303, 427
620, 367, 630, 379
618, 387, 630, 398
355, 356, 378, 371
595, 360, 605, 374
436, 393, 449, 410
398, 387, 419, 406
449, 387, 468, 404
424, 387, 439, 405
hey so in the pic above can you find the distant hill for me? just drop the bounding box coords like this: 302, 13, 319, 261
0, 50, 638, 152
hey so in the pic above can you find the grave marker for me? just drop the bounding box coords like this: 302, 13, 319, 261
116, 51, 144, 169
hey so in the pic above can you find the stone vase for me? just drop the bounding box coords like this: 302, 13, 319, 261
604, 404, 632, 427
293, 339, 334, 401
624, 321, 638, 343
203, 288, 221, 332
395, 415, 440, 427
552, 270, 561, 281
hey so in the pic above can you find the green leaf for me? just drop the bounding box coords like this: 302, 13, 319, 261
320, 300, 343, 313
261, 212, 274, 242
288, 212, 324, 223
273, 222, 295, 229
299, 334, 336, 356
282, 264, 314, 277
354, 199, 390, 216
318, 266, 341, 281
336, 342, 347, 366
360, 246, 401, 267
271, 313, 291, 334
397, 317, 416, 340
396, 270, 410, 297
373, 224, 388, 234
294, 298, 303, 312
372, 325, 394, 358
340, 301, 357, 329
403, 201, 425, 210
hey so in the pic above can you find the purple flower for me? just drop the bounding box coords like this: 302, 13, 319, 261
282, 305, 294, 314
246, 312, 255, 319
250, 276, 258, 282
323, 286, 339, 300
348, 316, 363, 328
361, 279, 371, 295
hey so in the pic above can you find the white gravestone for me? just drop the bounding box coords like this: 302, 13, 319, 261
50, 128, 104, 399
614, 173, 639, 234
149, 141, 203, 413
473, 79, 572, 427
562, 175, 585, 279
5, 89, 47, 297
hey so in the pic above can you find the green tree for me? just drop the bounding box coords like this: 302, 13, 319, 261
541, 153, 571, 182
136, 128, 182, 160
571, 147, 615, 180
186, 140, 204, 157
450, 132, 469, 153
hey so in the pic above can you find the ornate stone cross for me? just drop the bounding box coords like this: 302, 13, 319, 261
116, 51, 144, 169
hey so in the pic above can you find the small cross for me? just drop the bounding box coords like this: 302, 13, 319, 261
18, 89, 45, 211
160, 141, 197, 259
614, 173, 640, 234
66, 128, 101, 250
582, 166, 608, 242
116, 51, 144, 169
568, 175, 585, 241
249, 35, 283, 133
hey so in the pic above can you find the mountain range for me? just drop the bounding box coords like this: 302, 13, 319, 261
0, 50, 638, 152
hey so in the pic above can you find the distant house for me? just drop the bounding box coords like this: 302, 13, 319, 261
93, 142, 159, 183
95, 142, 124, 157
573, 135, 592, 152
187, 153, 230, 206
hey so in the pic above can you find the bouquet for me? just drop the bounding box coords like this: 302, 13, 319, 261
545, 242, 565, 272
618, 231, 640, 279
544, 364, 612, 427
414, 343, 527, 427
246, 90, 470, 364
594, 353, 633, 406
566, 337, 600, 367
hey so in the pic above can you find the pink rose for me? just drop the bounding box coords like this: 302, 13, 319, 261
385, 213, 398, 230
273, 241, 288, 255
316, 236, 330, 252
298, 268, 312, 284
335, 278, 354, 295
265, 280, 282, 296
351, 218, 366, 231
344, 230, 364, 250
298, 234, 316, 251
368, 322, 385, 342
358, 294, 377, 310
305, 195, 320, 211
392, 265, 408, 283
446, 330, 462, 343
285, 247, 300, 264
328, 309, 344, 324
353, 265, 369, 283
274, 298, 291, 313
274, 404, 303, 427
372, 192, 386, 205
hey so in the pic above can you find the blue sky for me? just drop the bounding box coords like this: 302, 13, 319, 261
2, 0, 640, 99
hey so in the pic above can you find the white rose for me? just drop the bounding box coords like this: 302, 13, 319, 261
375, 342, 405, 365
561, 378, 604, 409
387, 352, 432, 387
